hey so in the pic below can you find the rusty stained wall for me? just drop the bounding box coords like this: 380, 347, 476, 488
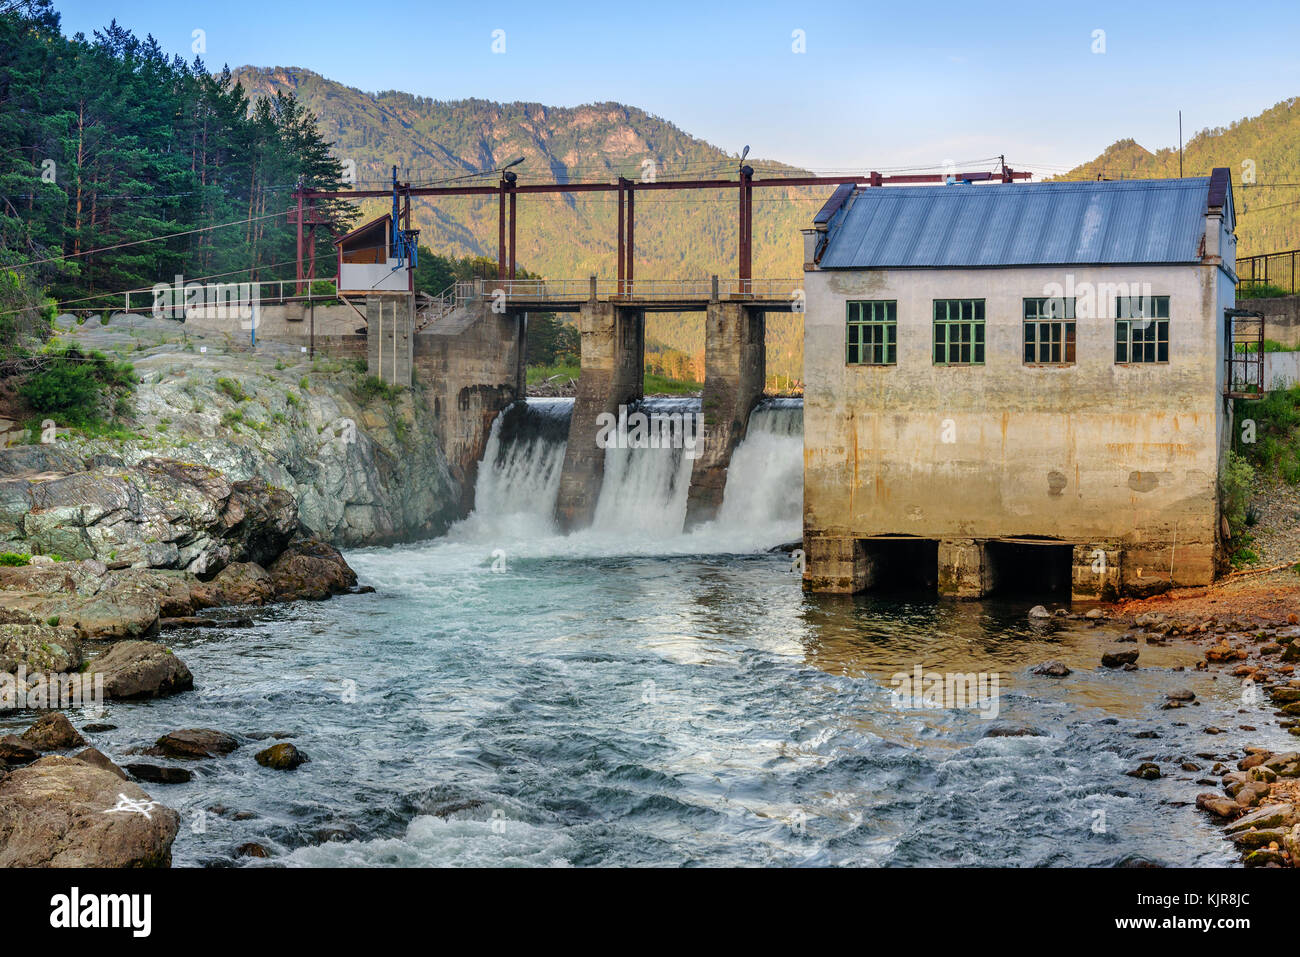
802, 262, 1232, 586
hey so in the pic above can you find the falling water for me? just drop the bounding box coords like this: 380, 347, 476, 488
453, 395, 803, 549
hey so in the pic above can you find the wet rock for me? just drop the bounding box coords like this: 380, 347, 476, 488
1134, 611, 1167, 627
1101, 649, 1139, 668
236, 842, 270, 858
82, 723, 116, 733
1085, 608, 1105, 620
1166, 689, 1196, 702
1196, 793, 1241, 819
267, 538, 358, 602
1243, 848, 1288, 867
73, 747, 128, 780
124, 763, 193, 785
1181, 762, 1202, 772
1270, 687, 1300, 705
1230, 827, 1288, 850
254, 742, 309, 770
1134, 730, 1161, 739
1206, 641, 1247, 663
982, 722, 1045, 738
0, 755, 178, 866
1027, 605, 1051, 620
0, 735, 39, 765
211, 562, 274, 606
85, 640, 193, 700
1240, 753, 1271, 771
1225, 803, 1296, 834
19, 712, 86, 751
1031, 660, 1071, 678
149, 729, 239, 760
1126, 762, 1162, 780
1235, 781, 1271, 807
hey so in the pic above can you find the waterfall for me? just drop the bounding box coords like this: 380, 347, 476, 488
454, 395, 803, 551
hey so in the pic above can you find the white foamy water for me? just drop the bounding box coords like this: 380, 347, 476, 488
447, 396, 803, 555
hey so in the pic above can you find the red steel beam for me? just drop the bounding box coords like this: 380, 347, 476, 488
508, 186, 517, 279
626, 182, 634, 291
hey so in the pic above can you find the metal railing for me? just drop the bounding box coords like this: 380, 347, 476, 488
454, 276, 803, 303
1236, 249, 1299, 296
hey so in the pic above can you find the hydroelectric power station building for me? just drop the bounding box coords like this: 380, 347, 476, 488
800, 169, 1249, 600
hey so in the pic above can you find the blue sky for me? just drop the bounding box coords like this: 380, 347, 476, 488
52, 0, 1300, 175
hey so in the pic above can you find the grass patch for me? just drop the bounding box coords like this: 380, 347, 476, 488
216, 377, 249, 402
1237, 282, 1292, 299
1236, 386, 1300, 483
0, 553, 30, 566
354, 375, 404, 403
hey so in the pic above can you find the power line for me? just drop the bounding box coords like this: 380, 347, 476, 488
5, 209, 290, 271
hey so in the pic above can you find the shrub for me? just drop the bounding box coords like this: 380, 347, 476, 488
19, 363, 99, 424
216, 377, 249, 402
0, 553, 31, 566
1219, 449, 1255, 538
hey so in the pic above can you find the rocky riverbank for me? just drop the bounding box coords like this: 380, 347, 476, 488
1106, 580, 1300, 867
0, 313, 465, 866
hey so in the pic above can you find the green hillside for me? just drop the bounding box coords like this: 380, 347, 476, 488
1055, 97, 1300, 258
229, 66, 816, 383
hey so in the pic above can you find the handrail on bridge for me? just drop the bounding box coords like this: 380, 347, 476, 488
454, 276, 803, 304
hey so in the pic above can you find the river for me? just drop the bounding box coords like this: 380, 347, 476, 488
33, 397, 1290, 866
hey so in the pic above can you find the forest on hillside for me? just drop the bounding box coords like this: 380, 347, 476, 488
1057, 97, 1300, 258
0, 1, 351, 352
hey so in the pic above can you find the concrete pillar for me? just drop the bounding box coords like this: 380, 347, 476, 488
366, 294, 414, 387
802, 537, 874, 593
684, 302, 766, 528
1071, 543, 1122, 602
555, 302, 644, 531
412, 298, 524, 516
937, 539, 995, 599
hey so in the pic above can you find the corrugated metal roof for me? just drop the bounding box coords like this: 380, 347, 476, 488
818, 177, 1213, 269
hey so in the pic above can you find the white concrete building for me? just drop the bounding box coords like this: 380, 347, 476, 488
800, 170, 1242, 599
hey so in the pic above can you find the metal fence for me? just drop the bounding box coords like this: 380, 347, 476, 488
1236, 249, 1299, 296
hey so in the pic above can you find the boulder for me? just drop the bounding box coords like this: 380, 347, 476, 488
1196, 793, 1241, 819
1027, 605, 1051, 620
267, 538, 358, 602
1225, 803, 1296, 834
149, 729, 238, 760
1126, 762, 1162, 780
981, 722, 1046, 738
211, 562, 274, 606
1101, 649, 1139, 668
254, 742, 309, 770
0, 755, 178, 866
124, 763, 193, 785
236, 842, 270, 858
19, 712, 86, 751
73, 747, 128, 780
0, 621, 82, 673
1031, 660, 1072, 678
84, 641, 193, 700
0, 735, 39, 765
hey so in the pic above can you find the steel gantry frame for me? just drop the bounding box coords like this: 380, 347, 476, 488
291, 161, 1032, 293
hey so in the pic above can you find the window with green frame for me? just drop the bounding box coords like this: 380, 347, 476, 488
1115, 295, 1170, 363
846, 300, 897, 365
1023, 297, 1076, 364
933, 299, 985, 365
